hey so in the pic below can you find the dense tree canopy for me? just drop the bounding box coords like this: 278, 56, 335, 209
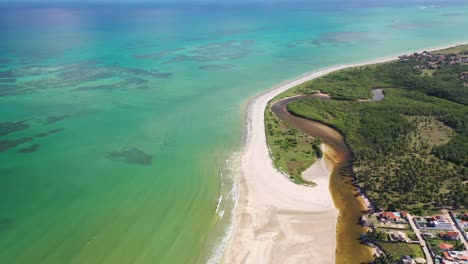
286, 58, 468, 212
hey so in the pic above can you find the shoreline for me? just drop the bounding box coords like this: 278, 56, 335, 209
220, 41, 467, 264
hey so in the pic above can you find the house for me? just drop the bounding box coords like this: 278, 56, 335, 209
457, 219, 468, 230
415, 215, 453, 230
442, 250, 468, 262
439, 243, 454, 251
380, 212, 406, 222
400, 255, 416, 264
442, 231, 460, 240
443, 251, 454, 261
434, 215, 449, 223
389, 231, 409, 242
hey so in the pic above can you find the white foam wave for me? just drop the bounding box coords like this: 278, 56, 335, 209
206, 152, 240, 264
215, 195, 222, 214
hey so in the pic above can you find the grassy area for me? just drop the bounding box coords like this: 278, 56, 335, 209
426, 238, 456, 257
376, 228, 418, 242
405, 116, 455, 151
420, 69, 436, 76
378, 242, 425, 259
430, 44, 468, 55
264, 106, 318, 185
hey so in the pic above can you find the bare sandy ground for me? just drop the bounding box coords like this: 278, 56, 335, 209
221, 42, 467, 264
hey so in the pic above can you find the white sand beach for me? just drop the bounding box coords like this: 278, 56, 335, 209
222, 42, 467, 264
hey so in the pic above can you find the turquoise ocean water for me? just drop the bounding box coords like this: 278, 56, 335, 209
1, 2, 468, 263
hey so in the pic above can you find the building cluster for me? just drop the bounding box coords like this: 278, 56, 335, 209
361, 211, 468, 264
412, 213, 467, 264
453, 213, 468, 244
415, 215, 453, 230
399, 51, 468, 69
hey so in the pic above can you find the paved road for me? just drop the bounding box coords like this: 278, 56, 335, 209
444, 210, 468, 250
407, 213, 433, 264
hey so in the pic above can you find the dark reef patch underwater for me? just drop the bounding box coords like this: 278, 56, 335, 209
0, 61, 170, 97
17, 144, 40, 153
0, 121, 29, 137
105, 148, 153, 165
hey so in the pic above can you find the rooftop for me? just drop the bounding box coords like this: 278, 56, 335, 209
439, 243, 454, 250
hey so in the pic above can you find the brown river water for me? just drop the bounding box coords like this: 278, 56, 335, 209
271, 94, 374, 264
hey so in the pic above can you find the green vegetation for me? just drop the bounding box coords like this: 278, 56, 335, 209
363, 228, 421, 259
264, 106, 318, 185
285, 58, 468, 212
278, 65, 392, 100
312, 138, 323, 158
365, 229, 386, 243
378, 242, 424, 259
420, 69, 436, 77
427, 238, 465, 257
265, 45, 468, 264
372, 254, 398, 264
430, 44, 468, 55
375, 228, 418, 242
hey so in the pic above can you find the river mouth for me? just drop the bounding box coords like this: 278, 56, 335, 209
270, 94, 374, 264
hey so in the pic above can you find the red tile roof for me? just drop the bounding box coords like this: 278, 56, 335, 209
381, 212, 399, 220
446, 231, 459, 237
438, 243, 454, 250
443, 251, 453, 260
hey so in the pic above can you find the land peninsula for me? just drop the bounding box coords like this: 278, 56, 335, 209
223, 43, 468, 264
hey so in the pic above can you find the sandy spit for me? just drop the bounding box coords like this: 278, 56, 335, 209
221, 41, 467, 264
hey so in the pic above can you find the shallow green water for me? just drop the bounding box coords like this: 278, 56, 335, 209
0, 2, 467, 263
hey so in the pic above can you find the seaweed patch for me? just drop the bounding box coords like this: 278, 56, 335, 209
17, 144, 40, 153
44, 115, 69, 125
49, 128, 64, 134
34, 133, 49, 138
105, 148, 153, 165
0, 137, 33, 152
0, 61, 170, 97
0, 121, 29, 137
34, 128, 64, 138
